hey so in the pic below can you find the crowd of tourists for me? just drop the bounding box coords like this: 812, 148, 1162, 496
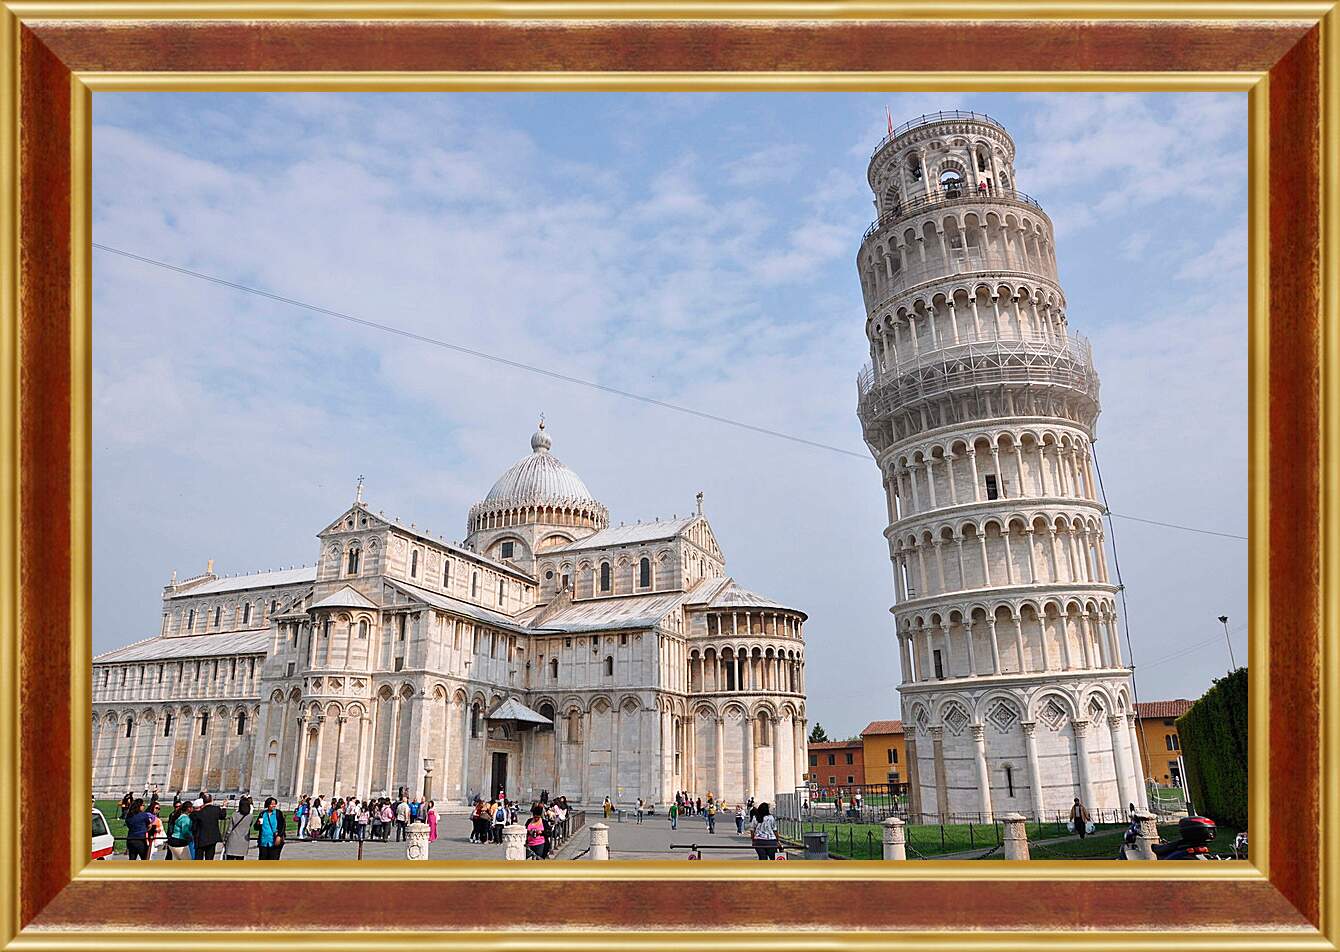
291, 794, 436, 843
666, 790, 781, 859
113, 787, 576, 860
468, 792, 572, 859
116, 790, 287, 860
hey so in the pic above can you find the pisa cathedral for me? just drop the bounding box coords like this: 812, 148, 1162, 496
856, 112, 1148, 819
92, 423, 809, 808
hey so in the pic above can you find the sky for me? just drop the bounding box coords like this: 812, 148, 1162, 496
91, 92, 1248, 740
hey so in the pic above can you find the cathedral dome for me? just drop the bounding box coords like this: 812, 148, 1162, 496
468, 422, 609, 535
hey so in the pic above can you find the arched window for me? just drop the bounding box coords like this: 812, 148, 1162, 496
124, 718, 133, 738
1004, 763, 1015, 797
566, 710, 581, 743
940, 169, 964, 197
213, 606, 222, 627
550, 657, 559, 679
907, 154, 922, 180
243, 603, 252, 624
199, 712, 210, 736
604, 656, 614, 676
358, 620, 369, 639
599, 562, 611, 592
538, 703, 555, 730
410, 550, 419, 578
470, 703, 481, 738
639, 557, 651, 588
270, 599, 277, 613
187, 609, 195, 629
162, 712, 173, 737
347, 547, 361, 575
471, 573, 478, 598
498, 579, 506, 604
236, 711, 247, 735
443, 561, 451, 586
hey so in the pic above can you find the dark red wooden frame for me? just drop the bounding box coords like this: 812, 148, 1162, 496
8, 9, 1331, 941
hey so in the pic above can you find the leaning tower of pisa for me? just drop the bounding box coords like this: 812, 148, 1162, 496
854, 111, 1148, 821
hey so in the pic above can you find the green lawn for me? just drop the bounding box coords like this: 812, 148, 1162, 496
784, 818, 1124, 859
784, 817, 1244, 861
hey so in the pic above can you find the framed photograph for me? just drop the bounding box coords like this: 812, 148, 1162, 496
2, 1, 1335, 947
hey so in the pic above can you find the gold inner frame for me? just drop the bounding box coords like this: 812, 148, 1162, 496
56, 69, 1271, 887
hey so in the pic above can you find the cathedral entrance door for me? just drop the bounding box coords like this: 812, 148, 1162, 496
490, 752, 508, 800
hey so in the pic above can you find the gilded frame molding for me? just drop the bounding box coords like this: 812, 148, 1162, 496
0, 2, 1335, 948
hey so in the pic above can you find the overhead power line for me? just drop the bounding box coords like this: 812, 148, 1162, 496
93, 242, 1246, 544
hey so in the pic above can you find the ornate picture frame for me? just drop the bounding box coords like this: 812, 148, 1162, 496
1, 2, 1335, 947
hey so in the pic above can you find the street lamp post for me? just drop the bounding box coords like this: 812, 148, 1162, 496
1217, 615, 1237, 671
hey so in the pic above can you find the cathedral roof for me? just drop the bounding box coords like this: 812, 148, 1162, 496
476, 421, 605, 514
386, 579, 530, 633
166, 565, 316, 598
487, 697, 553, 725
558, 516, 696, 551
528, 590, 692, 634
94, 628, 271, 664
686, 577, 806, 617
309, 585, 378, 611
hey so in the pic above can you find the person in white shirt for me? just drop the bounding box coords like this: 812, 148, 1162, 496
750, 802, 780, 860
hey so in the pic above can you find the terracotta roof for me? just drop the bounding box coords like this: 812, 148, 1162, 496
807, 740, 863, 750
1135, 699, 1194, 719
860, 719, 904, 736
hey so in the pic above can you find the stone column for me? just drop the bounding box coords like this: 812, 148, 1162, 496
967, 450, 981, 501
882, 816, 907, 860
971, 725, 993, 821
590, 822, 610, 860
1073, 721, 1096, 809
384, 695, 402, 797
930, 727, 948, 819
1021, 721, 1046, 820
1106, 715, 1135, 816
405, 820, 431, 860
292, 716, 310, 798
328, 715, 347, 798
503, 823, 527, 860
793, 717, 806, 791
610, 702, 622, 803
1001, 813, 1030, 860
1126, 715, 1150, 811
905, 731, 922, 817
355, 715, 372, 798
714, 716, 726, 798
405, 691, 428, 799
309, 714, 327, 796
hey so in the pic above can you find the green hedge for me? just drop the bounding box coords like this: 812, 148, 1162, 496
1175, 667, 1248, 829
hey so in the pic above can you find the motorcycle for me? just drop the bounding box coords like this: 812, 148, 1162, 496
1119, 815, 1217, 860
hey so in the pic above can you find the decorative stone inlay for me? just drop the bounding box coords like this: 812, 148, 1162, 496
1037, 698, 1068, 731
942, 703, 969, 736
986, 701, 1020, 733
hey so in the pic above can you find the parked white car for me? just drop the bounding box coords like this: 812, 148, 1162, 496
91, 807, 114, 860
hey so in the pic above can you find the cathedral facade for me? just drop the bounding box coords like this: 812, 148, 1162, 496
92, 423, 809, 809
854, 112, 1146, 819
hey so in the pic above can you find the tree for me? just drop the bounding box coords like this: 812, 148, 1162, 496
808, 722, 829, 743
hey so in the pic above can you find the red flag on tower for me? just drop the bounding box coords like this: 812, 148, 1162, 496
886, 106, 893, 136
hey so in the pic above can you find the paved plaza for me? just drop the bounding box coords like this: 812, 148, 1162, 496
106, 810, 793, 862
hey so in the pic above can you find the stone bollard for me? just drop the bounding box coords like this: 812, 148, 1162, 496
405, 821, 431, 861
1001, 813, 1030, 861
502, 823, 527, 861
590, 822, 610, 860
1132, 811, 1159, 860
882, 817, 907, 860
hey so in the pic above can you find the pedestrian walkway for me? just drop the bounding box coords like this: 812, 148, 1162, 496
578, 811, 790, 861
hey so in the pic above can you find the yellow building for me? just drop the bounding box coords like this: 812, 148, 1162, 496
859, 719, 907, 788
1133, 699, 1193, 786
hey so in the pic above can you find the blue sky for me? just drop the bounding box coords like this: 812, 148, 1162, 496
91, 92, 1247, 739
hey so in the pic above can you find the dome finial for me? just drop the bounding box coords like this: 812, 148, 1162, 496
531, 414, 552, 453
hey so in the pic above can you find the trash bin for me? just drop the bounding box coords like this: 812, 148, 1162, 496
803, 831, 829, 861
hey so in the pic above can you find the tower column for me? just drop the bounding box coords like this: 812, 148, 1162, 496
971, 725, 993, 820
1022, 721, 1046, 819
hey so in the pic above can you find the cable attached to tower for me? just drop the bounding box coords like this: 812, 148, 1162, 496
1091, 443, 1157, 803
